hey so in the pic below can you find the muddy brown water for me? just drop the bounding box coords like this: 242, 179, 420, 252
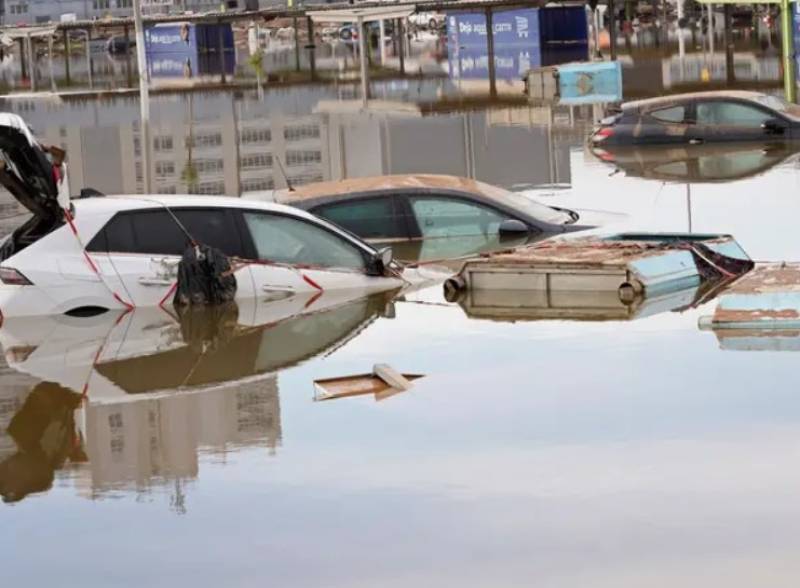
3, 32, 800, 586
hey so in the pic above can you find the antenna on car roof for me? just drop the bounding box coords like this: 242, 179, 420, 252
275, 156, 294, 192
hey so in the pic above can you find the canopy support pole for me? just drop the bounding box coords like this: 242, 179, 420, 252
358, 16, 369, 108
133, 0, 152, 194
63, 29, 71, 85
485, 8, 497, 97
781, 0, 796, 102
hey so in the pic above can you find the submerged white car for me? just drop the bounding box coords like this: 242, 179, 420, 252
0, 114, 439, 318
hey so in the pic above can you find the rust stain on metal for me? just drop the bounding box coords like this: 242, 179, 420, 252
722, 263, 800, 294
714, 308, 800, 322
474, 239, 674, 267
719, 329, 800, 339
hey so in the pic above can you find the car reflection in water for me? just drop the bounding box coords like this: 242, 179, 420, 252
592, 141, 800, 183
0, 290, 395, 504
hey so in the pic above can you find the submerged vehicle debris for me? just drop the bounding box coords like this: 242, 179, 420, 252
314, 364, 423, 403
699, 263, 800, 350
444, 233, 753, 302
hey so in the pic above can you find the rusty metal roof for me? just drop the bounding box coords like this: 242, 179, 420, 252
465, 238, 682, 266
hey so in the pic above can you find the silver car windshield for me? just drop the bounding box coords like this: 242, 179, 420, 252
753, 94, 800, 120
472, 180, 574, 225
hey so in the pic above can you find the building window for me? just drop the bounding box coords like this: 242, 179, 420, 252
241, 177, 275, 192
110, 437, 124, 455
194, 158, 224, 173
155, 161, 175, 176
109, 412, 123, 429
287, 171, 324, 186
284, 124, 320, 141
191, 132, 222, 148
116, 0, 132, 7
240, 128, 271, 144
241, 153, 272, 170
285, 150, 321, 167
154, 135, 173, 152
93, 0, 110, 10
157, 185, 177, 194
190, 181, 226, 195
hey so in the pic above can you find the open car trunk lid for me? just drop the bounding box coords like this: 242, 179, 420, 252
0, 113, 69, 219
0, 113, 70, 262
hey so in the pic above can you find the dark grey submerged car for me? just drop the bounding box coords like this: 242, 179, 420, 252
277, 174, 592, 261
591, 91, 800, 146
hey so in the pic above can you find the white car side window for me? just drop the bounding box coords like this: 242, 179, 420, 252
243, 212, 366, 271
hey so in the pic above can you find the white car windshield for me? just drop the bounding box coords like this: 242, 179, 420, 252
472, 180, 575, 225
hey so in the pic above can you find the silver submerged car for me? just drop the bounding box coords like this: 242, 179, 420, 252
275, 174, 591, 261
591, 91, 800, 147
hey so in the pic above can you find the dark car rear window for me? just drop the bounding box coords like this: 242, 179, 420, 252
312, 196, 408, 239
87, 208, 243, 256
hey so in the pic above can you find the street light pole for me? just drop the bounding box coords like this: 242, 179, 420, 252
133, 0, 152, 193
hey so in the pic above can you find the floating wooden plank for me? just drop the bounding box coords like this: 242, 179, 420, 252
313, 368, 424, 403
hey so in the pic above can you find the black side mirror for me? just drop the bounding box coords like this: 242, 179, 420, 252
367, 246, 393, 276
761, 118, 787, 135
498, 219, 530, 235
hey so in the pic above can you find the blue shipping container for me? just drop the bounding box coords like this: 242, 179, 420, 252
145, 22, 235, 79
447, 9, 541, 81
446, 6, 587, 81
794, 2, 800, 87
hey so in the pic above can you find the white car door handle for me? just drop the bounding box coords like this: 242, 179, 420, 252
139, 277, 174, 286
262, 286, 296, 301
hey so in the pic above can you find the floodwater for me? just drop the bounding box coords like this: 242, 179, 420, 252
4, 22, 800, 587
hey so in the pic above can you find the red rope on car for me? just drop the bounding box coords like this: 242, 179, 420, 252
63, 208, 135, 311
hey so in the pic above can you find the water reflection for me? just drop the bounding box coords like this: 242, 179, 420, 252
0, 91, 591, 203
0, 290, 393, 504
0, 381, 85, 503
594, 142, 800, 183
453, 283, 708, 323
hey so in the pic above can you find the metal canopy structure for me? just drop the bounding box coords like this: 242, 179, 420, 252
696, 0, 794, 100
0, 25, 58, 40
307, 5, 416, 108
306, 5, 415, 23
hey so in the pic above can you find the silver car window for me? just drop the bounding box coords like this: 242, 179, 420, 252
650, 105, 686, 123
409, 196, 507, 238
696, 102, 772, 127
